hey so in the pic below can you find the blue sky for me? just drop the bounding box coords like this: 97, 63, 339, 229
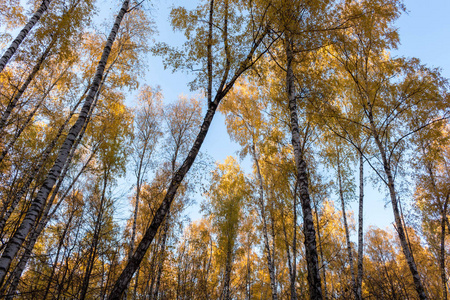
138, 0, 450, 230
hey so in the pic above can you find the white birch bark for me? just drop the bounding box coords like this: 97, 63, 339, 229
0, 0, 51, 72
367, 109, 428, 300
0, 94, 83, 236
0, 0, 129, 284
285, 38, 322, 300
3, 134, 98, 297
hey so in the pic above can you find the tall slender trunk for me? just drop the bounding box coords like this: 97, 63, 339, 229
356, 151, 364, 300
132, 266, 140, 300
152, 215, 169, 300
285, 38, 322, 300
0, 0, 129, 285
336, 156, 357, 298
123, 157, 143, 300
281, 180, 298, 300
281, 209, 294, 300
246, 233, 251, 300
0, 38, 55, 134
291, 180, 298, 300
440, 195, 448, 300
222, 244, 232, 300
144, 243, 158, 299
424, 161, 449, 300
0, 0, 51, 72
129, 161, 143, 259
250, 144, 278, 300
312, 196, 328, 300
55, 224, 83, 300
368, 111, 428, 300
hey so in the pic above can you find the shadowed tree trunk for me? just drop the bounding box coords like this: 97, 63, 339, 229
356, 151, 364, 300
107, 1, 268, 294
285, 37, 322, 300
440, 196, 449, 300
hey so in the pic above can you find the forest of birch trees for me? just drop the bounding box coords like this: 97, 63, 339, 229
0, 0, 449, 299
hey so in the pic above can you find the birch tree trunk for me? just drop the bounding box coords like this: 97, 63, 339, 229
291, 180, 298, 300
440, 196, 448, 300
107, 14, 267, 297
222, 246, 232, 300
3, 147, 96, 298
285, 38, 322, 300
108, 103, 219, 300
0, 86, 85, 237
0, 0, 51, 72
356, 151, 364, 300
367, 110, 428, 300
0, 0, 129, 285
313, 196, 328, 299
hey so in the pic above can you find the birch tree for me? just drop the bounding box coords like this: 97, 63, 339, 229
330, 0, 449, 298
108, 0, 272, 297
0, 0, 51, 72
0, 0, 131, 284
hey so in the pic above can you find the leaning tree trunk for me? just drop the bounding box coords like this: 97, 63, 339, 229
107, 14, 267, 298
368, 112, 428, 300
285, 38, 322, 300
3, 146, 95, 298
0, 0, 129, 285
0, 0, 51, 72
108, 102, 220, 300
0, 93, 84, 236
356, 151, 364, 300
